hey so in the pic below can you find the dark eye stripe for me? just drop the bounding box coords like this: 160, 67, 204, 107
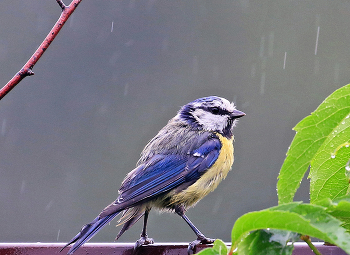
210, 107, 220, 114
201, 106, 230, 116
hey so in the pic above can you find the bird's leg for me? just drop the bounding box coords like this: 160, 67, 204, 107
134, 209, 154, 249
175, 206, 215, 254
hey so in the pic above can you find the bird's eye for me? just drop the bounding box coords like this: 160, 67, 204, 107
210, 107, 220, 114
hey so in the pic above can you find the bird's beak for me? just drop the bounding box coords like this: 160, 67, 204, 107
231, 109, 246, 119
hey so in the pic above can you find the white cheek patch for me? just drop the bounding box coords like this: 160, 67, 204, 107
192, 109, 227, 131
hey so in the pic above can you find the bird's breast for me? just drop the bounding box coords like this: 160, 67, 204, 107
169, 133, 234, 207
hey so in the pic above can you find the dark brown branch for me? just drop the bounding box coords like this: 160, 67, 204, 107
0, 0, 83, 100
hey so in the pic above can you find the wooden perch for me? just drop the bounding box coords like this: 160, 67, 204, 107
0, 0, 83, 100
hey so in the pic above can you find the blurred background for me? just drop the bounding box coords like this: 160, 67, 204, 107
0, 0, 349, 244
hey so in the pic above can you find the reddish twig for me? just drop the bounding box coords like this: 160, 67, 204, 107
0, 0, 83, 100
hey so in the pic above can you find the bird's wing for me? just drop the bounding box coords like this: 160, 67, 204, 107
99, 135, 221, 217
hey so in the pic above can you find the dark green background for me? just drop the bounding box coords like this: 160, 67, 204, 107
0, 0, 348, 243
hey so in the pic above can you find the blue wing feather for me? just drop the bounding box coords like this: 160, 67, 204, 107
119, 155, 187, 201
114, 134, 221, 208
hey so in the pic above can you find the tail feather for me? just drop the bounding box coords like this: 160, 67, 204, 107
116, 206, 145, 240
61, 211, 121, 254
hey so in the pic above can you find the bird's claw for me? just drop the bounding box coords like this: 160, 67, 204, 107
187, 235, 215, 254
134, 235, 154, 250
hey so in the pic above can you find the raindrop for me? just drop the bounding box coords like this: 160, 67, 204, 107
111, 21, 114, 33
315, 26, 320, 55
346, 144, 349, 148
346, 115, 350, 119
283, 52, 287, 70
57, 229, 61, 241
342, 121, 346, 125
331, 154, 336, 159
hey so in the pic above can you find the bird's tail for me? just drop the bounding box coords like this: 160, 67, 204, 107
61, 211, 121, 254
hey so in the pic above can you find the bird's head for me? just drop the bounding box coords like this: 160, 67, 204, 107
176, 96, 245, 138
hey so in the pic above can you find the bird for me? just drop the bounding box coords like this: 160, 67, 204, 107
61, 96, 245, 254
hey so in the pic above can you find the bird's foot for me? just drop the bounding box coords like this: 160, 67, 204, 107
187, 235, 215, 254
134, 234, 154, 250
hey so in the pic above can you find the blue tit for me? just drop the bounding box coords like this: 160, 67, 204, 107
61, 96, 245, 254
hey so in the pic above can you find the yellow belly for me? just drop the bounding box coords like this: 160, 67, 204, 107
169, 133, 234, 207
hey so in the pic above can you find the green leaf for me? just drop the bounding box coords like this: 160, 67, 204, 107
231, 202, 350, 254
329, 200, 350, 231
310, 119, 350, 203
196, 239, 228, 255
277, 84, 350, 204
316, 194, 350, 232
233, 229, 294, 255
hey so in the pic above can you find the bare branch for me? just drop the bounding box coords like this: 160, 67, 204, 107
56, 0, 67, 10
0, 0, 83, 100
